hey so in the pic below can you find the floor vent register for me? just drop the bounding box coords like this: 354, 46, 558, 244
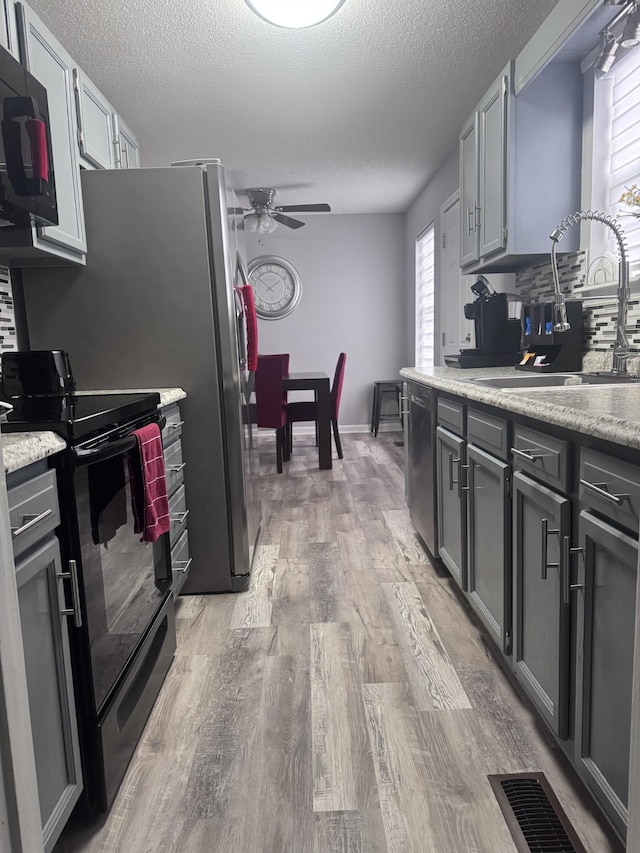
488, 773, 587, 852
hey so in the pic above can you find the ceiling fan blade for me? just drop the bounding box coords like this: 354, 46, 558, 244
271, 211, 306, 229
275, 203, 331, 213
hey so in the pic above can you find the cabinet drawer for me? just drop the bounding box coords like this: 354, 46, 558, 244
163, 439, 184, 497
512, 425, 568, 493
8, 468, 60, 559
171, 529, 191, 597
437, 398, 464, 435
579, 449, 640, 533
467, 408, 508, 460
162, 404, 183, 447
168, 484, 188, 547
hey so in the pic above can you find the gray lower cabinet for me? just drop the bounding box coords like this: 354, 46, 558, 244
466, 443, 511, 654
574, 510, 637, 839
436, 425, 467, 591
512, 471, 571, 739
15, 535, 83, 853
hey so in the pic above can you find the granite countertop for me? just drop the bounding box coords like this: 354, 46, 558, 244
400, 365, 640, 451
2, 431, 67, 474
2, 388, 187, 474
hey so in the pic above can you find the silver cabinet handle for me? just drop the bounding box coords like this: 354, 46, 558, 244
448, 452, 460, 492
579, 478, 628, 506
562, 536, 584, 604
170, 509, 189, 525
168, 421, 185, 430
474, 204, 481, 230
467, 205, 474, 235
113, 137, 122, 166
460, 463, 470, 494
58, 559, 83, 628
400, 395, 410, 416
11, 508, 53, 538
174, 557, 192, 574
168, 463, 186, 473
541, 517, 560, 580
511, 447, 544, 463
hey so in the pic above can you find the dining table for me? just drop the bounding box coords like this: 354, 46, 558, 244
283, 371, 332, 470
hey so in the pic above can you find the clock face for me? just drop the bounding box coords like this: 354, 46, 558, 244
248, 256, 301, 320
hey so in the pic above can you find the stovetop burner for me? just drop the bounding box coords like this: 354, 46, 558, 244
1, 392, 161, 442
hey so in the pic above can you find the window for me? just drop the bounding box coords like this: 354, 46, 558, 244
586, 42, 640, 283
415, 224, 435, 367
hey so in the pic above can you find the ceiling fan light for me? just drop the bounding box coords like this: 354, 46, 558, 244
244, 0, 345, 29
245, 213, 259, 232
258, 212, 277, 233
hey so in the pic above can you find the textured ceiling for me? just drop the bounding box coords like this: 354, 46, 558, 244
28, 0, 559, 213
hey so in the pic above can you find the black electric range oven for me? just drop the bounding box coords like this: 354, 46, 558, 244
3, 392, 176, 813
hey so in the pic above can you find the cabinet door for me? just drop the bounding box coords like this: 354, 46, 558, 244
16, 2, 87, 257
441, 194, 474, 355
575, 510, 637, 838
513, 471, 571, 738
406, 385, 435, 554
113, 115, 140, 169
0, 0, 19, 58
436, 426, 467, 590
478, 66, 509, 259
459, 112, 479, 266
467, 444, 511, 654
15, 536, 83, 853
73, 69, 116, 169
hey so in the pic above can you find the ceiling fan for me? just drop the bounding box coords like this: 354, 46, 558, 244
242, 187, 331, 233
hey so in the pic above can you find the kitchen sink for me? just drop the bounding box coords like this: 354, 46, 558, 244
469, 373, 639, 389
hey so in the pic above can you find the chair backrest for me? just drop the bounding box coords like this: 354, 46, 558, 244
331, 352, 347, 419
255, 354, 288, 429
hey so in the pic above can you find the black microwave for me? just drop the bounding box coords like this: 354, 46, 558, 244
0, 44, 57, 227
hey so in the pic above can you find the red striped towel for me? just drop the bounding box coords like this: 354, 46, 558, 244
128, 422, 170, 543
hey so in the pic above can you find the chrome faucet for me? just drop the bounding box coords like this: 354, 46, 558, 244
550, 210, 630, 375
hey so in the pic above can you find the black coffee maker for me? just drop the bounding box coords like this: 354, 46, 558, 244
445, 277, 522, 368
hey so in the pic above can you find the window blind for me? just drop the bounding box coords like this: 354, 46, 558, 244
415, 224, 435, 367
609, 46, 640, 276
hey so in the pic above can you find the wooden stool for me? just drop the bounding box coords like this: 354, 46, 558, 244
371, 380, 403, 437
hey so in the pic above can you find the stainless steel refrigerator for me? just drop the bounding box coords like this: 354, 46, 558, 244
21, 162, 261, 593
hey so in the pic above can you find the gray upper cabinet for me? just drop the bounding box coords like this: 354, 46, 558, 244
113, 115, 140, 169
459, 58, 582, 273
459, 112, 479, 267
74, 69, 117, 170
436, 425, 467, 591
0, 0, 19, 57
467, 443, 511, 654
512, 471, 571, 739
16, 2, 87, 262
15, 535, 83, 853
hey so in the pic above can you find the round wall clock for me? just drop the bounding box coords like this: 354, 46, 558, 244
248, 256, 302, 320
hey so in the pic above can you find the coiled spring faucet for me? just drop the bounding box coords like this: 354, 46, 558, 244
550, 210, 630, 375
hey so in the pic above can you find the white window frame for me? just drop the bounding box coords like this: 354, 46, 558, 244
582, 41, 640, 291
415, 222, 435, 368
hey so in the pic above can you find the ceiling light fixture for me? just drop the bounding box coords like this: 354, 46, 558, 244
244, 0, 345, 29
621, 2, 640, 47
245, 211, 278, 234
597, 29, 620, 72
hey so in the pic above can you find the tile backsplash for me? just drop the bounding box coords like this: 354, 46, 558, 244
0, 266, 16, 364
515, 251, 640, 353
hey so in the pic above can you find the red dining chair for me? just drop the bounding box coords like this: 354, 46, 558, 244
286, 353, 346, 459
255, 354, 289, 473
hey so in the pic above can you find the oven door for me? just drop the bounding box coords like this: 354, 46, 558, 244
73, 436, 171, 714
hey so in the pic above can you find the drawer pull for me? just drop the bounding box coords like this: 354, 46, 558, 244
174, 557, 192, 574
541, 517, 560, 581
168, 421, 184, 430
58, 559, 83, 628
11, 508, 53, 538
579, 478, 628, 506
170, 509, 189, 525
167, 463, 186, 473
448, 452, 460, 492
511, 447, 544, 463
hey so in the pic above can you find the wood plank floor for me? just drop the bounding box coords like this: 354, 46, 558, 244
55, 432, 622, 853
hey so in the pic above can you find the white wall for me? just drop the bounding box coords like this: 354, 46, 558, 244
246, 213, 406, 428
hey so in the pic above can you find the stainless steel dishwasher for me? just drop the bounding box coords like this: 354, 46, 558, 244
403, 381, 437, 555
